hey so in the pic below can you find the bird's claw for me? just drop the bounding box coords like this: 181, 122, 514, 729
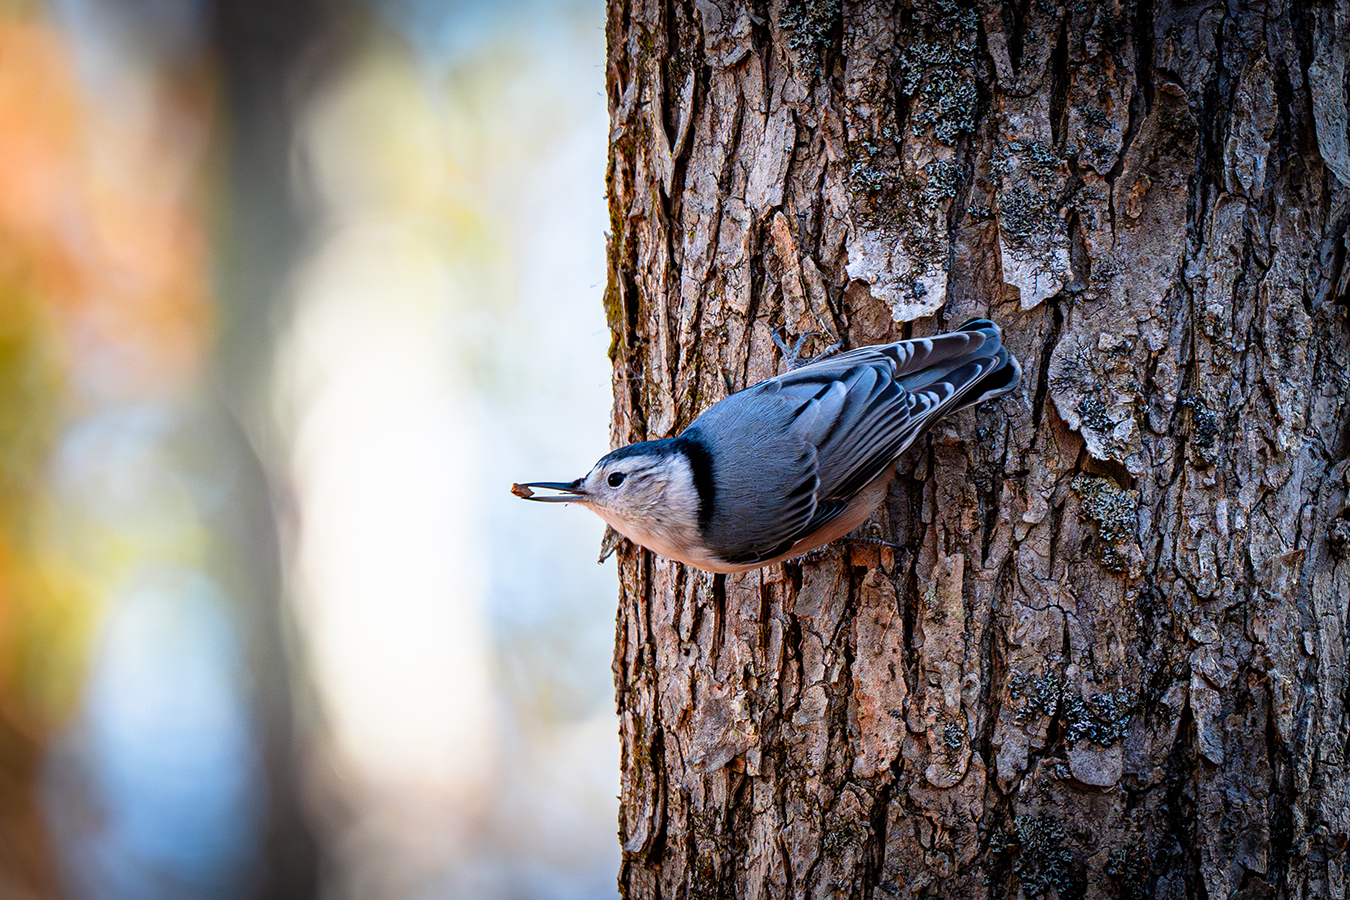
598, 525, 626, 563
790, 544, 837, 567
772, 326, 843, 371
841, 536, 901, 550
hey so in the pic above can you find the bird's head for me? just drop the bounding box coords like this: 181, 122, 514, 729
513, 440, 700, 544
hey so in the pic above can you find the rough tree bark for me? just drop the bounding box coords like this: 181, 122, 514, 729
604, 1, 1350, 898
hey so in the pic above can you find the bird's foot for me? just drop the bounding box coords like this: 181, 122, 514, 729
772, 326, 843, 371
598, 525, 626, 564
793, 545, 836, 566
840, 536, 902, 550
788, 536, 899, 569
844, 520, 898, 547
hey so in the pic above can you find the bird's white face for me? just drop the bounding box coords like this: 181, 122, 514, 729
578, 452, 681, 517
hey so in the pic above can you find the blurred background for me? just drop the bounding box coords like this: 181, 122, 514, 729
0, 0, 619, 897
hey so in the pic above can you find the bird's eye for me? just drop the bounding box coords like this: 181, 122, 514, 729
607, 472, 626, 487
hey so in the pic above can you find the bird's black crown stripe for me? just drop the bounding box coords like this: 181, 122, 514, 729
602, 439, 680, 464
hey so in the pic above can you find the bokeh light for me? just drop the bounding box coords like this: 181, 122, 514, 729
0, 0, 619, 897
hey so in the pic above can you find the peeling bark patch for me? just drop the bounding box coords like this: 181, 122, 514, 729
844, 142, 953, 320
1049, 332, 1145, 473
992, 130, 1074, 310
840, 2, 983, 324
995, 184, 1072, 310
1307, 2, 1350, 185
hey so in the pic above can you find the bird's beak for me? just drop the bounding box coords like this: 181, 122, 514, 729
511, 480, 588, 502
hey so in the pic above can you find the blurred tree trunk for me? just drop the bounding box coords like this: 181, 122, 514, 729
604, 1, 1350, 898
210, 0, 335, 896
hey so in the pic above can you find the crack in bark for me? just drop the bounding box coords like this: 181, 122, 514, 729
1029, 294, 1064, 429
1048, 12, 1070, 152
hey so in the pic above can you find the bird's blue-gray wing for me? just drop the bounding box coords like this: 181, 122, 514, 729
786, 329, 1004, 505
682, 390, 822, 565
702, 322, 1015, 564
690, 322, 1017, 565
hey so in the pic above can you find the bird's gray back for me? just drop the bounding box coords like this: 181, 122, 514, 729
683, 386, 820, 564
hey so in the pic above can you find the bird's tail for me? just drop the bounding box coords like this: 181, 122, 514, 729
945, 318, 1022, 411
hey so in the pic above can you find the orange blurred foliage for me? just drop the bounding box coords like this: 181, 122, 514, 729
0, 15, 215, 402
0, 1, 224, 736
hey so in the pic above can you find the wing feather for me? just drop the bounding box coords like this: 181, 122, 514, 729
689, 321, 1018, 566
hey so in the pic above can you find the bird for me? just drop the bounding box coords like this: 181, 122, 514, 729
513, 319, 1020, 574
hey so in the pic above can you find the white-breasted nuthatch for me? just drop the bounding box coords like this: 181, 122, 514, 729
513, 319, 1020, 573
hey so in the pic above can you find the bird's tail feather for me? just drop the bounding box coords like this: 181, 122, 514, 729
946, 319, 1022, 412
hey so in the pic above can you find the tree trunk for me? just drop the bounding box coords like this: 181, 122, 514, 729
211, 0, 332, 895
604, 1, 1350, 898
